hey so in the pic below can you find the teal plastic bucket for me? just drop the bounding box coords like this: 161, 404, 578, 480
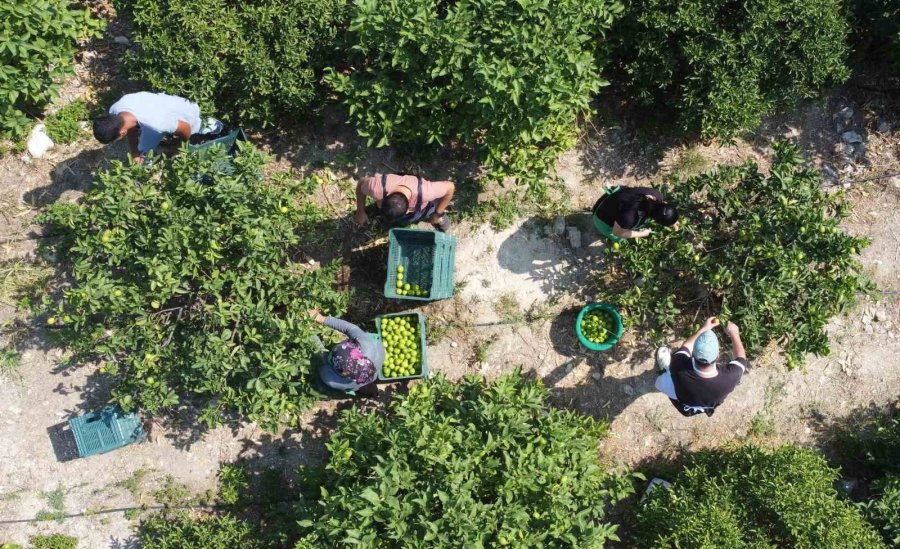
575, 302, 624, 351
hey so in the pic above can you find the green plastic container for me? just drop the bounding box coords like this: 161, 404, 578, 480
69, 406, 146, 458
375, 312, 429, 381
575, 303, 624, 351
384, 229, 456, 301
188, 128, 246, 156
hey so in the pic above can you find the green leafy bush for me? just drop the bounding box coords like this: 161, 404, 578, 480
614, 0, 850, 139
44, 99, 88, 144
830, 402, 900, 546
296, 371, 637, 547
140, 512, 260, 549
39, 145, 348, 429
28, 534, 77, 549
635, 445, 886, 548
328, 0, 623, 193
0, 0, 104, 139
851, 0, 900, 68
860, 475, 900, 547
596, 142, 870, 367
121, 0, 347, 127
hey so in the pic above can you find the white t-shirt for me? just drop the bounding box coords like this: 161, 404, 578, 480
109, 92, 201, 153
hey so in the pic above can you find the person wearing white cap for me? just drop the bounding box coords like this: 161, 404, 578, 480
653, 316, 748, 417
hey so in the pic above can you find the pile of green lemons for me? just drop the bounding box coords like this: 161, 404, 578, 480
394, 265, 429, 297
381, 316, 422, 378
580, 309, 616, 345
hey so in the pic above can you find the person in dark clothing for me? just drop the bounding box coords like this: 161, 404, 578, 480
592, 186, 679, 241
654, 316, 749, 417
309, 309, 386, 397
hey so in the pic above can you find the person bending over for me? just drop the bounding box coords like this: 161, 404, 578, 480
309, 309, 385, 397
355, 172, 455, 232
592, 186, 678, 241
92, 92, 218, 163
654, 317, 748, 417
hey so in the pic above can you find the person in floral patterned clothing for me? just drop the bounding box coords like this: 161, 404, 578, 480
309, 309, 385, 397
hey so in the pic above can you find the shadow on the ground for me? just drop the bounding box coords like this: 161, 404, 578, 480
541, 311, 660, 425
22, 143, 128, 210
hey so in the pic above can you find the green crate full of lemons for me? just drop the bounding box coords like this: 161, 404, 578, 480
384, 229, 456, 301
376, 312, 428, 380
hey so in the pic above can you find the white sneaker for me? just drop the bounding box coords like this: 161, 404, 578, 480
655, 347, 671, 370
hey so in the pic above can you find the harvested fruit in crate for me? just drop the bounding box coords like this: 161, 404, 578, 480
381, 316, 421, 378
394, 265, 429, 297
580, 309, 616, 345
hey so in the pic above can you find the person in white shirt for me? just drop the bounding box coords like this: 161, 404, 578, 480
92, 92, 211, 163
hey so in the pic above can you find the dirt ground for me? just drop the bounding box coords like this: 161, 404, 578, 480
1, 44, 899, 547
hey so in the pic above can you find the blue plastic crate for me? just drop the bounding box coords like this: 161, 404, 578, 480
69, 406, 146, 458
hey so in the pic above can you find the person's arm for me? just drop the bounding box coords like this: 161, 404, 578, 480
612, 222, 652, 239
126, 127, 142, 161
724, 321, 746, 360
174, 119, 192, 143
680, 316, 719, 353
354, 179, 369, 225
429, 181, 455, 223
319, 314, 382, 366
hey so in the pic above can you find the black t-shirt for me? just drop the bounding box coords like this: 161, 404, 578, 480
592, 187, 663, 229
669, 347, 748, 417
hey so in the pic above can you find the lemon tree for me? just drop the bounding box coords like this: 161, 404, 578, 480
380, 315, 422, 378
296, 372, 636, 547
39, 145, 348, 429
595, 142, 871, 367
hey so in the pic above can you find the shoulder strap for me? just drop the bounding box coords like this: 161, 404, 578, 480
380, 173, 388, 197
413, 176, 424, 212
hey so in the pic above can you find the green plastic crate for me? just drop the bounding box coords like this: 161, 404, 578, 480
384, 229, 456, 301
188, 128, 246, 156
375, 312, 429, 381
575, 302, 624, 351
69, 406, 146, 458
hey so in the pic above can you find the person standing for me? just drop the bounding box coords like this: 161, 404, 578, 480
309, 309, 385, 397
92, 92, 220, 163
355, 172, 455, 231
654, 317, 748, 417
592, 186, 679, 241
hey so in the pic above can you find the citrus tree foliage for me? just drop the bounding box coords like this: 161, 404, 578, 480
140, 512, 261, 549
634, 445, 886, 548
832, 402, 900, 546
296, 372, 636, 547
39, 145, 348, 429
121, 0, 347, 127
614, 0, 849, 139
851, 0, 900, 68
328, 0, 622, 192
0, 0, 104, 138
596, 142, 870, 367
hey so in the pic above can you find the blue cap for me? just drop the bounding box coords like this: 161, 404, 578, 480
693, 330, 719, 365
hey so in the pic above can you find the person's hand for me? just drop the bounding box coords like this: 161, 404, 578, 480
639, 228, 652, 238
701, 316, 720, 332
725, 321, 740, 338
133, 155, 145, 165
354, 209, 368, 226
308, 308, 325, 323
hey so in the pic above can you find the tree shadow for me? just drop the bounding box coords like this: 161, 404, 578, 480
496, 216, 607, 303
22, 143, 128, 210
542, 311, 660, 425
